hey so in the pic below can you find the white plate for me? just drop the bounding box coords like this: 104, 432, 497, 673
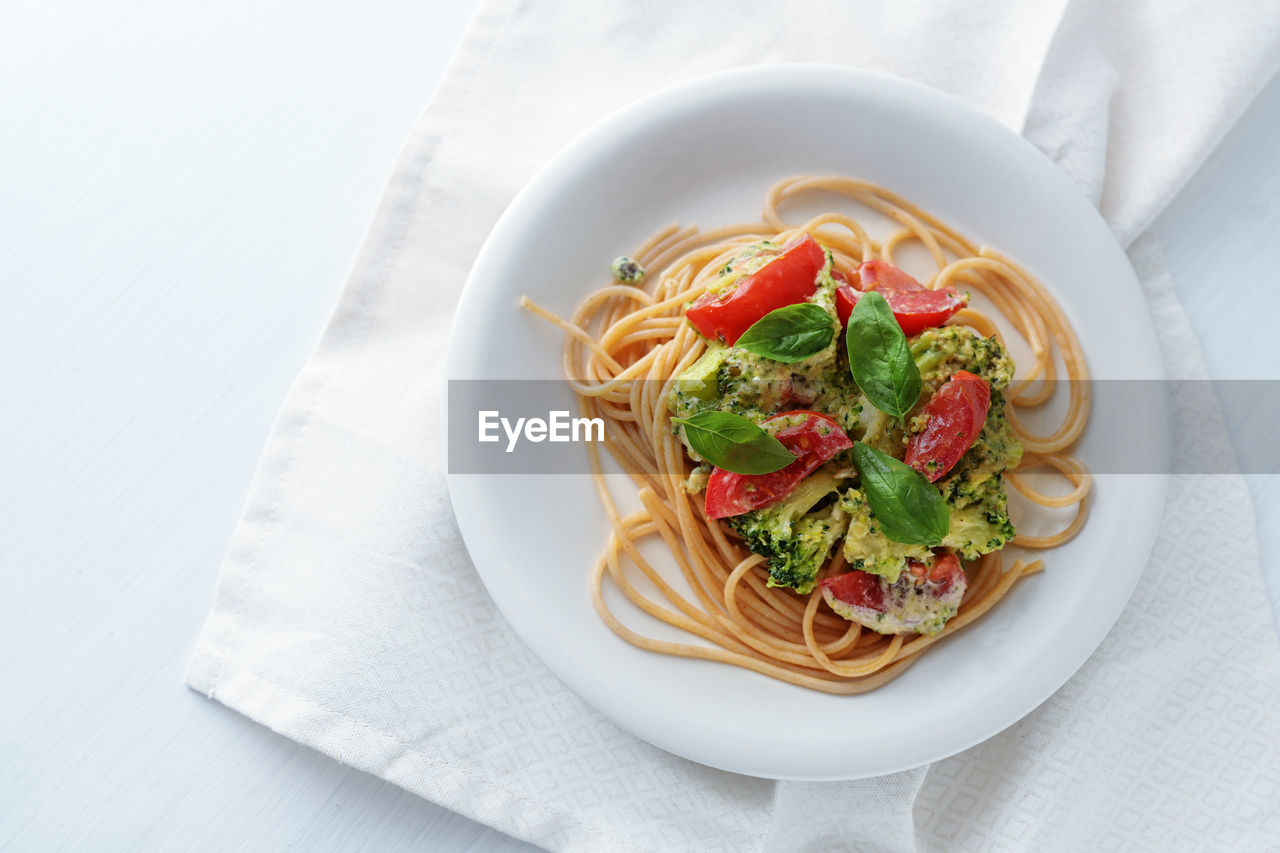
445, 66, 1169, 780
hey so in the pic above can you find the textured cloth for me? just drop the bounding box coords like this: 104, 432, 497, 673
187, 1, 1280, 849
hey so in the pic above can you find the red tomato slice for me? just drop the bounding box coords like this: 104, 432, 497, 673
704, 410, 853, 519
685, 234, 826, 345
834, 285, 857, 326
835, 285, 966, 336
904, 370, 991, 481
925, 551, 964, 590
855, 259, 928, 293
834, 259, 965, 335
820, 569, 886, 612
906, 551, 964, 591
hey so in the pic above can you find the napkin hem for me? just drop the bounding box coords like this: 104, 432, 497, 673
186, 656, 667, 853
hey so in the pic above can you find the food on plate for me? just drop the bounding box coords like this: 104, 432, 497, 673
521, 176, 1090, 693
610, 255, 645, 285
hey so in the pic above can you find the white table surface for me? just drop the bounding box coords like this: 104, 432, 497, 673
3, 3, 1277, 850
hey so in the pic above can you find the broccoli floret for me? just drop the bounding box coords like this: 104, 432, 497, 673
727, 470, 848, 594
838, 488, 932, 583
941, 472, 1017, 559
910, 326, 1015, 393
847, 396, 905, 458
711, 345, 840, 417
936, 399, 1022, 558
669, 347, 729, 422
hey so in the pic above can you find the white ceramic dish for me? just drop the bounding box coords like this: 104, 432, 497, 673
445, 65, 1169, 780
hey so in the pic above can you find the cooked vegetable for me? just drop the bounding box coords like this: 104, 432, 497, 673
905, 370, 992, 481
910, 326, 1014, 393
668, 341, 853, 430
941, 475, 1017, 560
726, 470, 848, 593
937, 418, 1021, 560
611, 256, 645, 284
703, 411, 852, 519
854, 259, 930, 293
835, 260, 966, 335
684, 234, 827, 344
849, 442, 950, 547
671, 346, 728, 404
838, 487, 932, 582
821, 551, 966, 636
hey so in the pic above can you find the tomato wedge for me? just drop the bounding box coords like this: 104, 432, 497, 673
834, 259, 966, 336
854, 259, 928, 293
837, 287, 968, 336
685, 234, 826, 345
821, 551, 966, 635
920, 551, 965, 590
820, 568, 886, 612
704, 410, 852, 519
904, 370, 991, 481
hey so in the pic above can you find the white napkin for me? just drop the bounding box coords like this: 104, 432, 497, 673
187, 1, 1280, 850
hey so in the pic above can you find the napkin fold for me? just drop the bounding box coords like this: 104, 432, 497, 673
188, 1, 1280, 850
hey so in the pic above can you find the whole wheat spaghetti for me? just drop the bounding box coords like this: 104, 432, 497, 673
521, 176, 1090, 694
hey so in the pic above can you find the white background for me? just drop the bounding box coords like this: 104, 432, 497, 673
3, 2, 1277, 849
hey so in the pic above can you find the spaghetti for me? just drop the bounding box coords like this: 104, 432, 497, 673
522, 176, 1090, 694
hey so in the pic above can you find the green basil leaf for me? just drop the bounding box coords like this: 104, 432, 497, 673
670, 411, 795, 475
846, 290, 921, 424
735, 303, 835, 363
850, 442, 950, 546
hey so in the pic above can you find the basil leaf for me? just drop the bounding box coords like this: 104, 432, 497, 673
670, 411, 795, 475
735, 303, 834, 363
851, 442, 950, 546
846, 290, 921, 423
